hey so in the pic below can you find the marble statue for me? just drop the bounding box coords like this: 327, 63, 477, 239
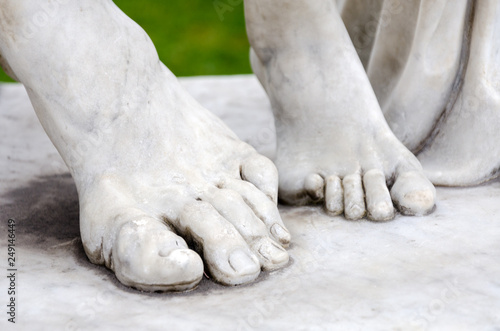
0, 0, 497, 292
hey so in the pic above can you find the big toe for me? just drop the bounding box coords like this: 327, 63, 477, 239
390, 171, 436, 216
113, 218, 204, 292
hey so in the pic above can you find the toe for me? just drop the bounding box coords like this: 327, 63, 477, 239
113, 217, 204, 292
342, 174, 366, 220
241, 153, 279, 203
173, 201, 261, 286
256, 238, 289, 270
363, 169, 395, 221
224, 179, 291, 247
391, 170, 436, 216
304, 173, 325, 202
207, 188, 289, 270
324, 175, 343, 216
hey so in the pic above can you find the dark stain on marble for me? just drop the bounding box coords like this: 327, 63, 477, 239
0, 173, 80, 247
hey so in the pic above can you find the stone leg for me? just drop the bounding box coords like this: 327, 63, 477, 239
0, 0, 290, 291
244, 0, 436, 221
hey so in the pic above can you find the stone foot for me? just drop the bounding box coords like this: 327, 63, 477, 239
245, 0, 436, 221
0, 0, 290, 291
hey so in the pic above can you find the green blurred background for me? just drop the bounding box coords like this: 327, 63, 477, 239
0, 0, 251, 82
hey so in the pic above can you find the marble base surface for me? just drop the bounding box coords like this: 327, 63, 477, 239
1, 75, 499, 330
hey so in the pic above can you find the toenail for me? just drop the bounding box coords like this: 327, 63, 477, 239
258, 242, 287, 264
228, 250, 259, 275
305, 174, 325, 200
370, 203, 395, 221
346, 204, 365, 220
270, 224, 291, 244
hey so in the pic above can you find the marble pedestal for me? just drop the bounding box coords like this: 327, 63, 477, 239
0, 75, 499, 330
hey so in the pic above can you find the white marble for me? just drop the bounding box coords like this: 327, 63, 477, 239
1, 77, 500, 330
6, 0, 500, 294
340, 0, 500, 186
341, 0, 468, 152
245, 0, 436, 219
0, 0, 291, 291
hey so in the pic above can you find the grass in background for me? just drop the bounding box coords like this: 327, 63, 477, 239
0, 0, 251, 82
